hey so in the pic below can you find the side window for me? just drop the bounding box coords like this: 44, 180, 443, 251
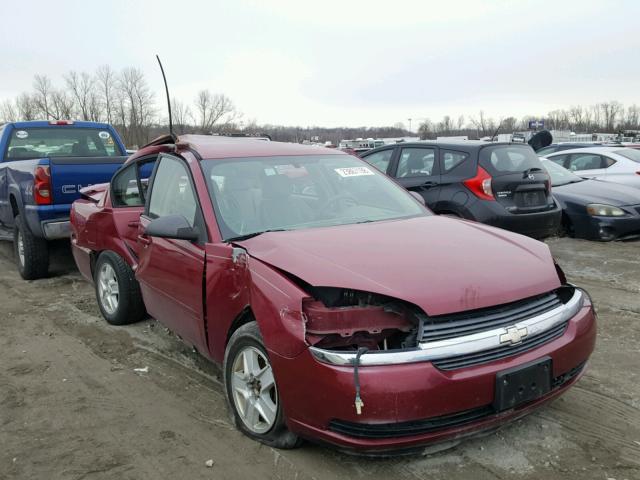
568, 153, 603, 171
548, 154, 568, 167
396, 148, 436, 178
148, 156, 198, 226
441, 150, 469, 172
112, 164, 143, 206
363, 149, 393, 173
536, 146, 557, 156
603, 156, 617, 168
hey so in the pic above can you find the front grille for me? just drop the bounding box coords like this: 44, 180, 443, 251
421, 292, 562, 343
329, 363, 585, 439
432, 321, 568, 370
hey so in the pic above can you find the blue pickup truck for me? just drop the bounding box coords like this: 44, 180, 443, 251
0, 120, 127, 279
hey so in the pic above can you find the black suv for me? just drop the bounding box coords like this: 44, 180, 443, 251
360, 141, 561, 239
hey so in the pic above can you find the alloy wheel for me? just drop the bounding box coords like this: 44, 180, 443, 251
230, 346, 278, 434
98, 263, 119, 315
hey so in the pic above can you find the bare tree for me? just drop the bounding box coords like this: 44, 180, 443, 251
599, 101, 623, 132
0, 99, 18, 123
16, 93, 37, 120
119, 67, 155, 147
623, 104, 640, 129
96, 65, 116, 124
65, 71, 96, 121
51, 90, 75, 120
194, 90, 236, 133
32, 74, 54, 119
171, 98, 193, 134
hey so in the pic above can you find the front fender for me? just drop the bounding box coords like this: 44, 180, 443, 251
248, 257, 309, 359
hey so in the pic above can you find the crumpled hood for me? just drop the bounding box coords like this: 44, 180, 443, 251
238, 216, 560, 316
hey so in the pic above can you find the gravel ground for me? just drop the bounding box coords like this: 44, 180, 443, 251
0, 237, 638, 480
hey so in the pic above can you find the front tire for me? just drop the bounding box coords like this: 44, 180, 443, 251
223, 322, 301, 449
94, 251, 145, 325
13, 214, 49, 280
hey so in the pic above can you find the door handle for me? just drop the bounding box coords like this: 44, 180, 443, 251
137, 234, 151, 246
128, 220, 139, 228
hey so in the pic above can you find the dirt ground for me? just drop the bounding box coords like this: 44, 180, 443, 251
0, 237, 639, 480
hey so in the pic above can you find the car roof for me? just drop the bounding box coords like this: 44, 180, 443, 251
363, 140, 518, 154
176, 134, 345, 159
8, 120, 113, 129
545, 146, 628, 156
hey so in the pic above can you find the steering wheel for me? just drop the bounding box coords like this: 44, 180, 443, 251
318, 193, 360, 213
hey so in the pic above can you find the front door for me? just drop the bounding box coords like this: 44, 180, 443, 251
136, 154, 207, 352
390, 146, 441, 206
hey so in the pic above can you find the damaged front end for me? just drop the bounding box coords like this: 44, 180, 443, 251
303, 287, 425, 352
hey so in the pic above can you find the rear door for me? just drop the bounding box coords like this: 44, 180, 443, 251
566, 152, 608, 178
479, 144, 552, 213
389, 146, 440, 205
136, 154, 208, 352
109, 157, 158, 258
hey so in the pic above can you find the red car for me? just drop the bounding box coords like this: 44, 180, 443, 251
70, 134, 596, 454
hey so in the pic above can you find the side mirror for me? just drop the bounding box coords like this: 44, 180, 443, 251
144, 214, 199, 241
409, 191, 426, 205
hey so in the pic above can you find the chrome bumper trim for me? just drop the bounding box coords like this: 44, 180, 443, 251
309, 289, 584, 367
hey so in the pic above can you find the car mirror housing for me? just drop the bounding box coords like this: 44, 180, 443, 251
144, 214, 199, 241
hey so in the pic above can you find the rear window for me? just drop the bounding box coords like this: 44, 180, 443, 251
479, 145, 543, 175
6, 127, 123, 159
614, 149, 640, 163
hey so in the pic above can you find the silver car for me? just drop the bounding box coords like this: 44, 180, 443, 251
542, 146, 640, 189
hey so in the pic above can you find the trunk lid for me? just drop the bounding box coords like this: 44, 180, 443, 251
479, 144, 553, 213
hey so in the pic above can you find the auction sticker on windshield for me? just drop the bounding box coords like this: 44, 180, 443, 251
98, 131, 111, 139
15, 130, 28, 139
334, 166, 374, 177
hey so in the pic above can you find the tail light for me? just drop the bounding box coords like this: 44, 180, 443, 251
34, 165, 52, 205
544, 179, 552, 194
49, 120, 74, 125
463, 166, 494, 201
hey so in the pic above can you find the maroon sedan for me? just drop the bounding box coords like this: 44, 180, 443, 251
70, 134, 596, 454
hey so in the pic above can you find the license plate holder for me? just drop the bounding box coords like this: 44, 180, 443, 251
494, 357, 552, 412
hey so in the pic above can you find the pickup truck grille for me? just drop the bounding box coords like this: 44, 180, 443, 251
420, 292, 563, 343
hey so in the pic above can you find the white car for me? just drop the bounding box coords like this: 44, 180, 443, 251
542, 146, 640, 189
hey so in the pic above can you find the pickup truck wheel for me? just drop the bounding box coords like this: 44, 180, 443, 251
94, 251, 145, 325
224, 322, 302, 449
13, 214, 49, 280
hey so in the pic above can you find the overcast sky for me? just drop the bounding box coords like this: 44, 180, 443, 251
1, 0, 638, 128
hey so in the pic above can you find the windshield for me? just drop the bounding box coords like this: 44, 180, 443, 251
6, 127, 123, 159
541, 159, 583, 186
479, 145, 543, 175
201, 155, 427, 240
614, 148, 640, 163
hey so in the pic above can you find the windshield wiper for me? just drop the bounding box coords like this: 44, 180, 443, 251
225, 229, 287, 243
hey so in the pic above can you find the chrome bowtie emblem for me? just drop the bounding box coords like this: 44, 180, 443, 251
500, 326, 528, 345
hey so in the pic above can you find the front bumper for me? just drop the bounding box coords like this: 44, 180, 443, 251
271, 300, 596, 453
574, 211, 640, 241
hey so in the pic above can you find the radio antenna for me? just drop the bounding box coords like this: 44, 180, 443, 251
156, 54, 175, 140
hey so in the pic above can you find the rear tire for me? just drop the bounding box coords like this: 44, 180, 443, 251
94, 251, 145, 325
224, 322, 302, 449
13, 214, 49, 280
